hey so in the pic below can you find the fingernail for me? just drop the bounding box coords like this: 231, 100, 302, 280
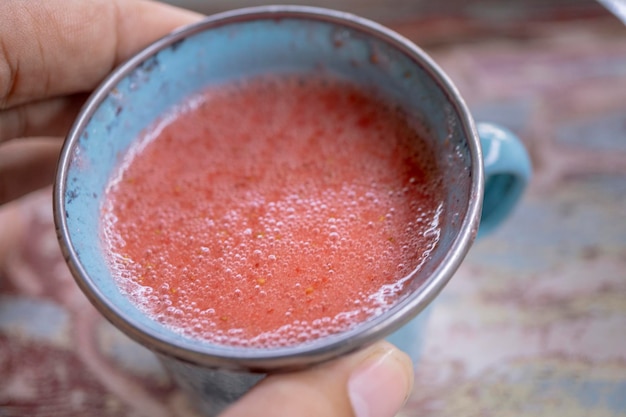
348, 346, 414, 417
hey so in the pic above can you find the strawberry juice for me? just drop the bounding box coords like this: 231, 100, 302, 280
101, 74, 445, 348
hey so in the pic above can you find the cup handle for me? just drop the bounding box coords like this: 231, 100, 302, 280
476, 122, 532, 237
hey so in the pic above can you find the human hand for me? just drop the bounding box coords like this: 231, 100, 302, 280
222, 341, 413, 417
0, 1, 414, 416
0, 0, 202, 204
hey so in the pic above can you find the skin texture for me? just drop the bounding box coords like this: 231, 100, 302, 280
0, 1, 414, 415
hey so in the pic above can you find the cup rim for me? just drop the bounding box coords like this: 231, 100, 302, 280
54, 4, 484, 372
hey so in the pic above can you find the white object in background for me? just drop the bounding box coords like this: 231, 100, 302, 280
597, 0, 626, 24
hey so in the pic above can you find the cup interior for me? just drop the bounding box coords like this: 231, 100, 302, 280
55, 6, 481, 370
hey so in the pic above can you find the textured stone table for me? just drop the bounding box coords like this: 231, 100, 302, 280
1, 2, 625, 416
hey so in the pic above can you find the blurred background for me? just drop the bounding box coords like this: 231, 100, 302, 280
166, 0, 607, 23
1, 1, 625, 416
164, 0, 618, 45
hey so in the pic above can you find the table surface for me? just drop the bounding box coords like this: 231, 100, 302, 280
1, 2, 625, 416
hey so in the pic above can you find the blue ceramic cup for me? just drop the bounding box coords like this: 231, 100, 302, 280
54, 5, 531, 416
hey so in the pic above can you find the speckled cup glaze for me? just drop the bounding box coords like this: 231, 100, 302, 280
54, 6, 531, 415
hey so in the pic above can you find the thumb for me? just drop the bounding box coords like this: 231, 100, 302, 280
220, 341, 414, 417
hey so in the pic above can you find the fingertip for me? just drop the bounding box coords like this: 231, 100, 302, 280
348, 343, 414, 417
219, 342, 414, 417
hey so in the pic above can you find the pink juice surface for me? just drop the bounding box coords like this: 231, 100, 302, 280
102, 75, 445, 348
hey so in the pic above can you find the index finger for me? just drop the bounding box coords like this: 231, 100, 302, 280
0, 0, 201, 109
